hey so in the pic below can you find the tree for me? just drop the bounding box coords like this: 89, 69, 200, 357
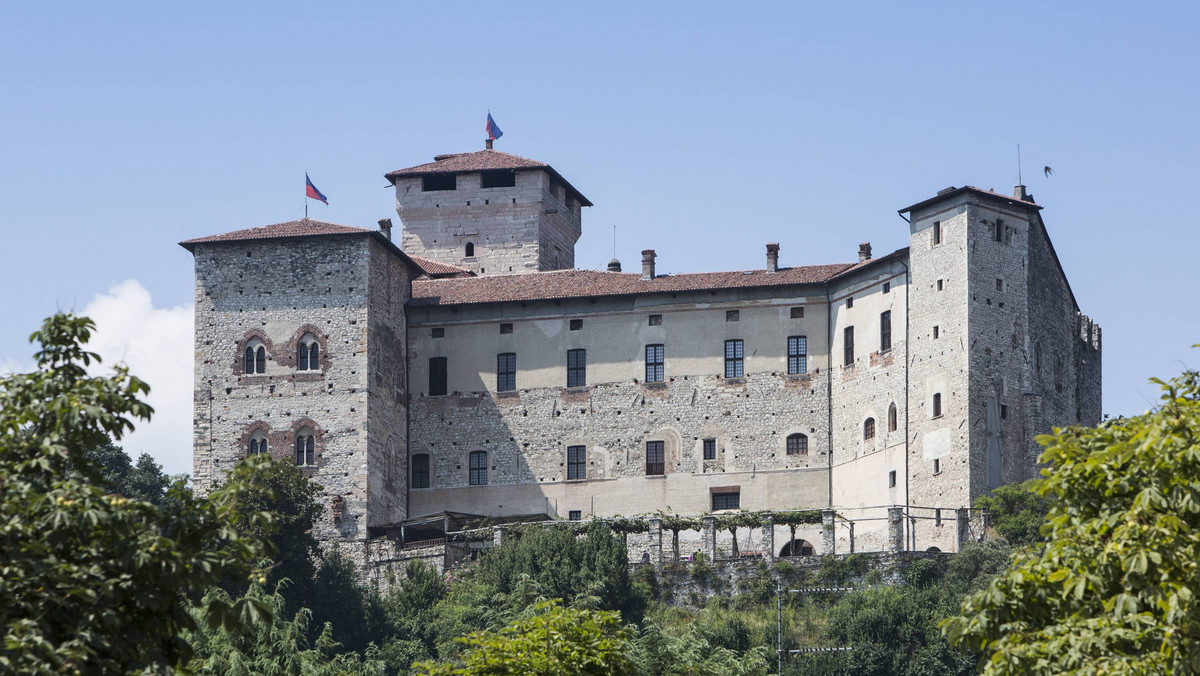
944, 368, 1200, 674
81, 440, 173, 505
714, 511, 762, 558
973, 482, 1052, 546
413, 600, 636, 676
0, 313, 274, 673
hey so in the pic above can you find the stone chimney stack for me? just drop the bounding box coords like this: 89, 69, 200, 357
1014, 184, 1028, 200
641, 249, 656, 280
766, 243, 780, 273
858, 242, 872, 262
378, 218, 393, 241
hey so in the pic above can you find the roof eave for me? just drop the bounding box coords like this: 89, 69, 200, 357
899, 187, 1042, 215
179, 230, 421, 273
384, 165, 592, 207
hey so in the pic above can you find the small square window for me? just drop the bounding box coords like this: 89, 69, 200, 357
790, 306, 804, 319
996, 278, 1004, 292
568, 510, 582, 521
500, 323, 513, 334
431, 327, 445, 338
569, 319, 583, 331
726, 310, 739, 322
937, 279, 944, 291
703, 438, 716, 460
648, 314, 662, 326
882, 282, 891, 294
888, 470, 897, 488
933, 458, 941, 475
846, 296, 853, 309
933, 325, 939, 339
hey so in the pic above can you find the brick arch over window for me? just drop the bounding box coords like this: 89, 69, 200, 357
238, 421, 273, 458
289, 418, 325, 469
234, 329, 273, 376
288, 324, 329, 371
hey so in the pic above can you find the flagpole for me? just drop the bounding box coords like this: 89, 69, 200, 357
305, 172, 308, 220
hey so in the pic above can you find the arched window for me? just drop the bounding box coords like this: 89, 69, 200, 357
864, 418, 876, 441
888, 403, 898, 432
297, 334, 320, 371
465, 242, 475, 258
780, 539, 814, 556
469, 451, 487, 485
243, 339, 267, 374
411, 453, 430, 488
247, 430, 267, 456
786, 433, 808, 456
295, 427, 315, 466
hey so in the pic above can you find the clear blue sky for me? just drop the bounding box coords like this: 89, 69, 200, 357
3, 1, 1197, 474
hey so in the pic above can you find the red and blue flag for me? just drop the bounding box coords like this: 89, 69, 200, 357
305, 174, 328, 205
486, 112, 503, 141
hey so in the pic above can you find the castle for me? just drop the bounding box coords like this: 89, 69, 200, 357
182, 144, 1101, 557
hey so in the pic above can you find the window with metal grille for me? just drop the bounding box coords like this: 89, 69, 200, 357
468, 451, 487, 486
864, 418, 876, 440
500, 323, 513, 334
787, 336, 807, 374
645, 441, 665, 476
846, 296, 854, 309
567, 445, 586, 480
648, 314, 662, 326
569, 510, 582, 521
703, 438, 716, 460
843, 326, 854, 366
429, 357, 448, 396
880, 311, 892, 352
726, 310, 739, 322
787, 433, 808, 456
790, 306, 804, 319
411, 454, 430, 488
712, 492, 740, 510
933, 393, 942, 417
569, 319, 583, 331
295, 431, 315, 466
724, 339, 744, 378
567, 349, 587, 387
645, 344, 664, 383
497, 353, 516, 392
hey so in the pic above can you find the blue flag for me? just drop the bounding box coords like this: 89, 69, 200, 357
486, 112, 503, 141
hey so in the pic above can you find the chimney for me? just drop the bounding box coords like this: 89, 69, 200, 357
766, 243, 780, 273
377, 218, 393, 241
641, 249, 656, 280
485, 138, 494, 150
607, 258, 622, 272
858, 242, 872, 262
1014, 184, 1028, 200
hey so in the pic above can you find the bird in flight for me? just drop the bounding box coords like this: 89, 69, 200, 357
1044, 166, 1054, 177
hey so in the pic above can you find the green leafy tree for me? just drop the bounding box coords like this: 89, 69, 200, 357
414, 600, 636, 676
631, 619, 771, 675
714, 511, 762, 558
973, 481, 1052, 546
81, 440, 174, 505
944, 368, 1200, 674
0, 313, 274, 673
380, 560, 447, 667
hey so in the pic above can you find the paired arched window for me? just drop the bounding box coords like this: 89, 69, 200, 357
297, 334, 320, 371
469, 451, 488, 485
786, 433, 808, 456
244, 341, 266, 374
247, 430, 268, 456
295, 427, 315, 466
864, 418, 876, 441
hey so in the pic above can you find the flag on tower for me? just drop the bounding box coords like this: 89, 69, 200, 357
305, 174, 328, 205
486, 112, 503, 141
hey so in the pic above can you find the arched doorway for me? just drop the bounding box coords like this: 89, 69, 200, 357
778, 539, 815, 557
926, 546, 942, 553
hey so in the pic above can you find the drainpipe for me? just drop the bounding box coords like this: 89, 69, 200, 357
900, 256, 911, 550
826, 283, 834, 508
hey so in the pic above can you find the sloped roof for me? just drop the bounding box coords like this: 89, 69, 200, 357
408, 255, 475, 278
899, 186, 1042, 214
384, 149, 592, 206
179, 218, 372, 249
410, 263, 856, 307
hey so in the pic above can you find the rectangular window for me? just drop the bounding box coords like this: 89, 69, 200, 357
1000, 404, 1008, 419
994, 219, 1004, 243
646, 441, 665, 476
787, 336, 807, 375
431, 327, 445, 338
843, 326, 855, 367
648, 314, 662, 326
429, 357, 448, 396
411, 454, 430, 489
889, 470, 897, 488
933, 458, 942, 475
933, 221, 942, 245
497, 353, 516, 392
790, 306, 804, 319
499, 322, 513, 334
724, 339, 744, 378
468, 451, 487, 486
712, 492, 740, 511
567, 445, 586, 480
933, 325, 940, 339
996, 278, 1004, 292
422, 174, 456, 192
933, 393, 943, 417
883, 282, 891, 294
846, 296, 854, 309
569, 318, 583, 331
703, 438, 716, 460
880, 311, 892, 352
645, 344, 665, 383
567, 349, 587, 387
568, 510, 582, 521
726, 310, 739, 322
480, 169, 517, 188
937, 279, 944, 291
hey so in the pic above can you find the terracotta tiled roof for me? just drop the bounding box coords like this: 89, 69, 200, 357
410, 264, 856, 307
179, 219, 372, 248
384, 149, 593, 207
899, 185, 1041, 214
408, 255, 475, 278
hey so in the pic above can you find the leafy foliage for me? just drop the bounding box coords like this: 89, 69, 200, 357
944, 369, 1200, 674
973, 481, 1052, 546
0, 313, 274, 673
81, 440, 173, 505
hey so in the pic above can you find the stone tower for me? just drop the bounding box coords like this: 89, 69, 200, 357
385, 148, 591, 275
